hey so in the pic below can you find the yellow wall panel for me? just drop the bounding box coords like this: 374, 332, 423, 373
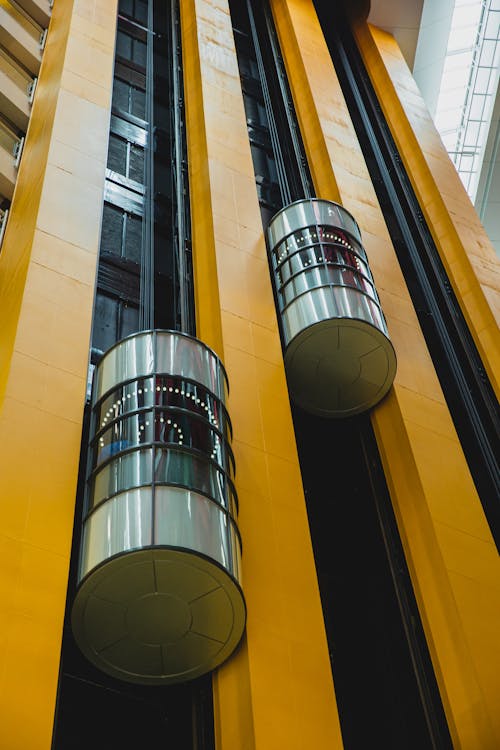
357, 23, 500, 399
181, 0, 344, 747
371, 398, 496, 748
212, 642, 256, 750
353, 23, 500, 744
0, 0, 117, 745
181, 0, 224, 355
271, 1, 500, 747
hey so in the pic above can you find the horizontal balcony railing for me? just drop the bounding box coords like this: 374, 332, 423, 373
0, 119, 22, 199
0, 1, 46, 241
0, 48, 32, 129
13, 0, 50, 29
0, 0, 44, 75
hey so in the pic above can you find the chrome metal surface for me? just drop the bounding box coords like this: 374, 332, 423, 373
72, 330, 244, 684
267, 199, 396, 417
94, 330, 227, 403
267, 198, 362, 249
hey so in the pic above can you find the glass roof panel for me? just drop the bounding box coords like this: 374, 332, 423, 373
433, 0, 500, 199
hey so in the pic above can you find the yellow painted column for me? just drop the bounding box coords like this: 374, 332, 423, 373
0, 0, 117, 746
181, 0, 344, 748
270, 1, 500, 748
356, 22, 500, 399
355, 21, 500, 746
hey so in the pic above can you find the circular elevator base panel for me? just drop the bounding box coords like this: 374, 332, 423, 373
285, 318, 397, 418
71, 548, 246, 685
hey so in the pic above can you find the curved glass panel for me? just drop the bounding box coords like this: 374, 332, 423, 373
95, 410, 154, 465
97, 377, 155, 429
230, 523, 242, 584
91, 448, 153, 509
154, 487, 241, 581
156, 333, 226, 401
96, 332, 154, 403
266, 200, 393, 353
153, 411, 231, 471
282, 286, 387, 345
279, 266, 377, 307
152, 375, 230, 439
94, 331, 228, 404
81, 488, 153, 577
272, 227, 366, 270
96, 376, 230, 440
275, 246, 371, 291
94, 409, 233, 474
267, 199, 362, 248
82, 330, 241, 587
90, 447, 237, 518
153, 449, 237, 515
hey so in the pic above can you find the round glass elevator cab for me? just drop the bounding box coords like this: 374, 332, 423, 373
72, 330, 245, 685
267, 199, 396, 417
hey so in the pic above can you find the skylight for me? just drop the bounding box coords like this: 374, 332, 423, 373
434, 0, 500, 199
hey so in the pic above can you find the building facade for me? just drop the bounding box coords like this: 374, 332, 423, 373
0, 0, 499, 748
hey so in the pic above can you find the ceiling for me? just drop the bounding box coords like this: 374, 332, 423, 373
367, 0, 500, 257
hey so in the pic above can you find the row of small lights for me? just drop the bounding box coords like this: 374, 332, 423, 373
138, 416, 183, 445
100, 384, 219, 430
98, 416, 222, 461
292, 255, 364, 270
98, 382, 222, 462
277, 253, 364, 275
275, 229, 357, 264
97, 415, 183, 449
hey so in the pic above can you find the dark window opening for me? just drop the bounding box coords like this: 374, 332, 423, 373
293, 409, 453, 749
230, 0, 313, 224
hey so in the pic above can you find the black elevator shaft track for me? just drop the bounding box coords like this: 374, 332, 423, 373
313, 5, 500, 545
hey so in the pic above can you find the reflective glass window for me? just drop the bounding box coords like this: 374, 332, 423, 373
154, 488, 233, 573
153, 449, 236, 514
116, 30, 147, 68
279, 265, 377, 306
97, 377, 155, 428
276, 246, 371, 288
100, 203, 143, 263
119, 0, 147, 24
91, 448, 153, 509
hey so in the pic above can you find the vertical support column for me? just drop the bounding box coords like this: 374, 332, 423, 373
354, 20, 500, 745
270, 0, 500, 747
0, 0, 117, 746
356, 22, 500, 399
181, 0, 344, 748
